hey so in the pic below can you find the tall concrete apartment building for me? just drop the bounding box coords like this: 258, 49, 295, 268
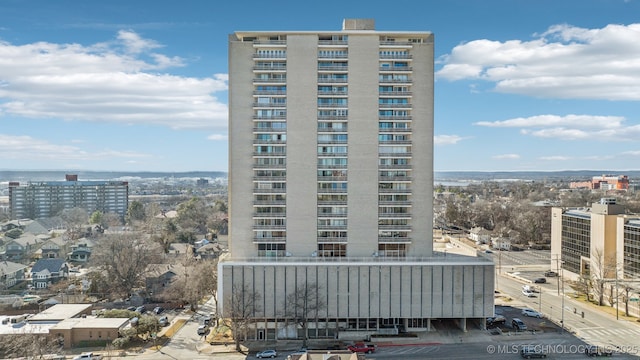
220, 19, 493, 341
8, 175, 129, 220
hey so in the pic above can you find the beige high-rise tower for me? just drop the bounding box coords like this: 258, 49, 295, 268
220, 19, 493, 341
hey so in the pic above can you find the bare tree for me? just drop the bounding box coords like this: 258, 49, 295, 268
90, 233, 162, 299
282, 281, 326, 349
223, 283, 261, 352
619, 283, 634, 317
590, 247, 617, 306
0, 332, 61, 359
60, 207, 89, 240
161, 255, 218, 311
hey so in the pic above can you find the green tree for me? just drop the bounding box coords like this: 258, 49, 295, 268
127, 201, 146, 223
90, 210, 103, 225
176, 197, 210, 234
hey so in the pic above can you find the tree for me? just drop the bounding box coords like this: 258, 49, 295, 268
282, 282, 326, 349
127, 201, 146, 223
89, 210, 104, 225
161, 256, 218, 312
60, 207, 89, 240
90, 233, 162, 299
176, 197, 210, 234
0, 332, 61, 359
224, 283, 261, 352
590, 247, 616, 306
620, 283, 634, 317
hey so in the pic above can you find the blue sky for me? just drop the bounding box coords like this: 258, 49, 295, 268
1, 0, 640, 172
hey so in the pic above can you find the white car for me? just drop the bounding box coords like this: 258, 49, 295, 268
522, 308, 542, 318
256, 349, 277, 358
522, 289, 535, 297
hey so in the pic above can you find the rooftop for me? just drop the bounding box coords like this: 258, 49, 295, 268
51, 317, 130, 330
29, 304, 91, 322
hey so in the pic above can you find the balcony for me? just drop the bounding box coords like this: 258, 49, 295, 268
378, 236, 412, 243
379, 66, 412, 72
318, 126, 348, 132
379, 91, 412, 97
252, 224, 286, 230
316, 212, 348, 217
252, 163, 286, 169
252, 176, 286, 181
318, 90, 348, 96
253, 199, 286, 205
378, 152, 412, 157
378, 200, 412, 205
253, 114, 286, 120
318, 53, 348, 59
253, 53, 286, 59
377, 213, 412, 218
316, 200, 348, 205
253, 65, 286, 71
252, 212, 286, 217
253, 102, 287, 108
379, 41, 414, 46
253, 127, 287, 133
317, 224, 347, 230
378, 224, 411, 230
378, 188, 412, 194
252, 188, 287, 194
316, 237, 349, 242
253, 77, 287, 83
317, 175, 348, 181
318, 40, 348, 46
253, 237, 287, 243
318, 65, 349, 72
378, 140, 412, 145
253, 139, 286, 145
252, 40, 287, 45
317, 115, 348, 120
378, 103, 412, 109
379, 54, 412, 60
253, 90, 287, 96
317, 77, 348, 84
379, 78, 412, 84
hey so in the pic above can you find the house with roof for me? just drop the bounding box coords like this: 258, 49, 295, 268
469, 227, 492, 245
68, 238, 95, 263
1, 233, 46, 261
31, 258, 69, 289
0, 260, 28, 288
195, 242, 224, 260
145, 263, 185, 297
37, 237, 67, 259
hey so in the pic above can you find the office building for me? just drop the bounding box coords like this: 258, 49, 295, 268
219, 19, 493, 341
551, 198, 640, 281
8, 175, 129, 220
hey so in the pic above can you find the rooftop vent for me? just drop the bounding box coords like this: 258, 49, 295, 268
342, 19, 375, 31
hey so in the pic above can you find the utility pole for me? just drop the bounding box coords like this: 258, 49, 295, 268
554, 254, 561, 296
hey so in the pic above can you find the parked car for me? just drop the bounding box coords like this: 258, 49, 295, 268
584, 345, 613, 357
153, 306, 164, 314
512, 318, 527, 331
135, 306, 146, 314
520, 345, 546, 358
544, 271, 558, 277
522, 289, 535, 297
522, 309, 542, 318
256, 349, 277, 358
126, 306, 136, 312
197, 324, 209, 336
202, 315, 212, 326
533, 277, 546, 284
72, 352, 102, 360
347, 342, 376, 353
486, 315, 506, 326
158, 316, 169, 327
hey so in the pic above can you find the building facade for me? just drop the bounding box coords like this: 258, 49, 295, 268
8, 175, 129, 220
220, 19, 493, 341
551, 198, 640, 282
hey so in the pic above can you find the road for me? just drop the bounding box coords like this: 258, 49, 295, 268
497, 271, 640, 356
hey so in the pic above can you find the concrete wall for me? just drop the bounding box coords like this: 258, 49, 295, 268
219, 260, 494, 320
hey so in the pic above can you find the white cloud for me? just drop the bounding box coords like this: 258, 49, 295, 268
437, 23, 640, 100
492, 154, 520, 160
475, 114, 624, 129
434, 135, 465, 145
0, 134, 150, 161
539, 155, 571, 161
207, 134, 228, 141
0, 31, 228, 129
476, 114, 640, 141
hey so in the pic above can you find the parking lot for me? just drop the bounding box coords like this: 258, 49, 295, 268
487, 305, 561, 334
